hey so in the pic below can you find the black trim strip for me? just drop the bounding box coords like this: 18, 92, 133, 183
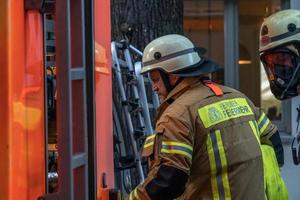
271, 27, 300, 43
143, 48, 196, 66
210, 130, 225, 200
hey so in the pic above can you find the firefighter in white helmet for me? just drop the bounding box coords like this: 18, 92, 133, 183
260, 9, 300, 173
259, 9, 300, 100
126, 34, 286, 200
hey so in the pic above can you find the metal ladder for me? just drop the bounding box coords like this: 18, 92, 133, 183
39, 0, 95, 199
111, 40, 159, 195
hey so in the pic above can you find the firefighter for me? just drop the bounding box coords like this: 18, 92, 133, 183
259, 9, 300, 100
258, 8, 300, 196
259, 9, 300, 168
126, 34, 286, 200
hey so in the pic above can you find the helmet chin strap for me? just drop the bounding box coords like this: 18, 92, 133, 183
280, 62, 300, 99
159, 71, 173, 93
159, 71, 183, 93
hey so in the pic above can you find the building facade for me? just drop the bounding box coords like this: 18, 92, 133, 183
183, 0, 300, 137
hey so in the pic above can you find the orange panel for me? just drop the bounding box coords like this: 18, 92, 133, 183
0, 2, 45, 200
24, 10, 46, 199
94, 0, 114, 198
0, 1, 10, 197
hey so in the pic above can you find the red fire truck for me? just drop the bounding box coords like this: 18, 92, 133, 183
0, 0, 115, 199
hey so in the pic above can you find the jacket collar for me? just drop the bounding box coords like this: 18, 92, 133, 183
163, 77, 200, 104
155, 77, 201, 123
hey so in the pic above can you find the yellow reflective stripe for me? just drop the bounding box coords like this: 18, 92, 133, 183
129, 190, 134, 200
143, 141, 154, 148
145, 134, 156, 141
249, 121, 260, 144
143, 134, 156, 148
134, 188, 140, 200
129, 188, 140, 200
207, 130, 231, 200
215, 130, 231, 199
257, 112, 270, 136
161, 141, 193, 160
260, 118, 270, 136
207, 133, 219, 200
258, 112, 266, 125
198, 98, 253, 128
162, 141, 193, 151
161, 149, 192, 160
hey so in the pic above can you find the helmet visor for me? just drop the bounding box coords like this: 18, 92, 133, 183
260, 51, 296, 81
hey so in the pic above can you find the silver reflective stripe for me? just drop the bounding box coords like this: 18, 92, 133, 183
210, 130, 225, 200
207, 130, 231, 200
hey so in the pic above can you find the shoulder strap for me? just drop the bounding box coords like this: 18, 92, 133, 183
200, 77, 224, 96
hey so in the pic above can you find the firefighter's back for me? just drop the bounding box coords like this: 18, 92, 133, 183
177, 83, 264, 200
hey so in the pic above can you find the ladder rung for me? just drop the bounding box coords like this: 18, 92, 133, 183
118, 59, 127, 67
46, 20, 54, 30
72, 153, 87, 169
46, 39, 55, 47
116, 163, 136, 171
147, 103, 155, 109
70, 68, 85, 80
119, 155, 135, 164
46, 61, 55, 67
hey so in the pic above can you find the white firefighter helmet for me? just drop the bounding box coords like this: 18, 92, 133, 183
259, 9, 300, 100
141, 34, 220, 77
259, 9, 300, 52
